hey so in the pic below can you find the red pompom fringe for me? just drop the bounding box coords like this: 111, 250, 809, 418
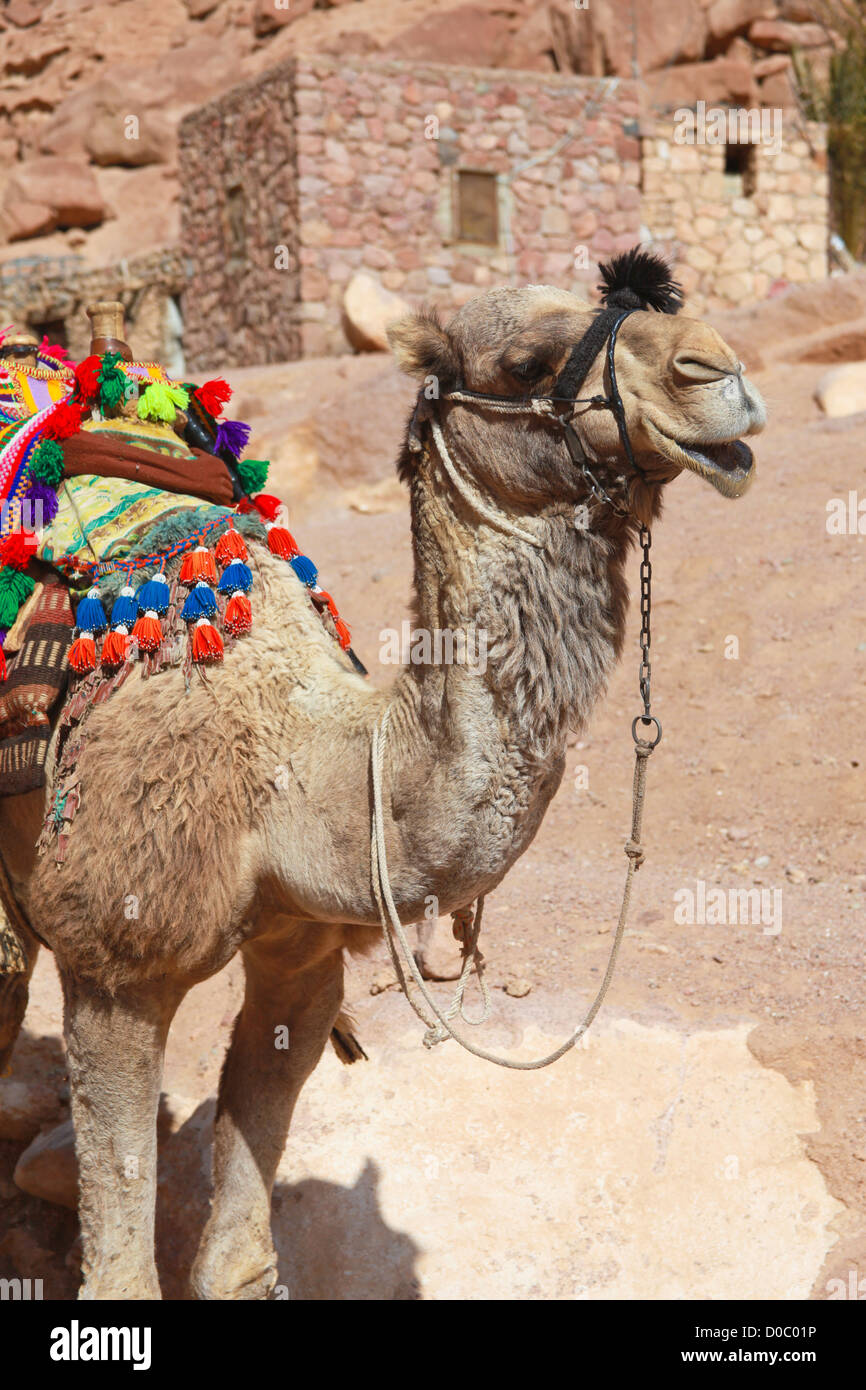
251, 494, 283, 523
194, 378, 232, 417
0, 645, 6, 682
178, 545, 217, 585
215, 527, 248, 566
69, 634, 96, 673
74, 355, 102, 401
131, 611, 163, 653
192, 619, 224, 664
44, 399, 86, 441
224, 591, 252, 636
267, 524, 298, 560
0, 530, 39, 569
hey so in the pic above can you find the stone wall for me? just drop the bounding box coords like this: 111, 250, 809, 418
180, 66, 300, 374
0, 248, 186, 368
641, 118, 829, 317
179, 58, 641, 363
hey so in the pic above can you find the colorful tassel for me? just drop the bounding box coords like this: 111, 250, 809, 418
23, 481, 59, 527
214, 526, 248, 566
224, 590, 252, 636
266, 523, 298, 560
218, 560, 252, 595
181, 581, 217, 623
333, 617, 351, 650
135, 571, 170, 615
137, 381, 190, 423
110, 585, 138, 628
236, 458, 269, 495
74, 355, 101, 401
214, 418, 251, 458
75, 585, 108, 634
191, 618, 223, 664
29, 438, 65, 487
250, 494, 283, 522
178, 545, 217, 585
43, 399, 86, 441
101, 626, 130, 668
98, 351, 128, 413
69, 632, 96, 674
193, 378, 232, 417
289, 554, 318, 586
38, 335, 69, 363
0, 633, 6, 683
0, 567, 35, 629
0, 530, 38, 570
131, 609, 163, 653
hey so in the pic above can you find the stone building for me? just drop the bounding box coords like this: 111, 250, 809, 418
178, 55, 829, 368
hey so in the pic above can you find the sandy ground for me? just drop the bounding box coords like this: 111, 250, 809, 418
1, 317, 864, 1300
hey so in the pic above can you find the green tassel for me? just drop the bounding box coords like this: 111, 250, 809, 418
0, 566, 35, 629
98, 351, 128, 413
29, 437, 65, 486
237, 458, 269, 495
137, 381, 190, 422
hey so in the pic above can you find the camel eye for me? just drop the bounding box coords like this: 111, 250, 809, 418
510, 356, 549, 384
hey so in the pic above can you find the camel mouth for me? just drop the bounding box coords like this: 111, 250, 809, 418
645, 421, 755, 498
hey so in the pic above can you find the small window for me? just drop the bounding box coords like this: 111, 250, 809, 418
724, 143, 757, 197
224, 185, 246, 259
455, 170, 499, 245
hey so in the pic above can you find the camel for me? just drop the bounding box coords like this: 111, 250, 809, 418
0, 261, 766, 1299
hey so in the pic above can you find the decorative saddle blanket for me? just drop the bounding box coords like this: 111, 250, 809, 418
0, 341, 362, 798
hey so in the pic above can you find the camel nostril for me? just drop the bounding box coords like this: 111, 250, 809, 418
671, 355, 733, 384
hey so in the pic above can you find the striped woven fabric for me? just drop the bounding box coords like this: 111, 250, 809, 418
0, 579, 74, 796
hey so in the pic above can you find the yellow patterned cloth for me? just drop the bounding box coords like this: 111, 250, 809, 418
39, 474, 221, 568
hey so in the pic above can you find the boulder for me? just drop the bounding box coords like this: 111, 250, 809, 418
595, 0, 706, 77
707, 0, 778, 44
4, 0, 45, 27
253, 0, 314, 36
647, 58, 757, 108
385, 6, 513, 66
186, 0, 219, 14
85, 109, 174, 167
778, 0, 822, 19
0, 1079, 63, 1143
748, 18, 828, 49
342, 273, 410, 354
814, 362, 866, 418
2, 157, 105, 230
0, 197, 56, 241
13, 1117, 78, 1209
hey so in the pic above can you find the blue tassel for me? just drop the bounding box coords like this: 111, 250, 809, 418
181, 581, 218, 623
218, 560, 252, 595
110, 585, 138, 628
136, 571, 170, 616
75, 586, 108, 634
289, 555, 318, 586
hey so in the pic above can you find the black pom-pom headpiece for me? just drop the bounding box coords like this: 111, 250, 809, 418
597, 247, 683, 315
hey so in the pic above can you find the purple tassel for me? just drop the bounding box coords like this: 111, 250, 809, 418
215, 418, 251, 459
23, 480, 59, 527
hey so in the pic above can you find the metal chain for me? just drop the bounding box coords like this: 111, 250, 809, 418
633, 526, 662, 749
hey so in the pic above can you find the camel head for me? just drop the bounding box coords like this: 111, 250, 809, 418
389, 250, 766, 524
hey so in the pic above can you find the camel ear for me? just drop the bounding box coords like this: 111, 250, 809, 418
387, 309, 460, 389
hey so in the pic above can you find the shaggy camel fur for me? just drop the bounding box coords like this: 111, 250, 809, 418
0, 284, 766, 1299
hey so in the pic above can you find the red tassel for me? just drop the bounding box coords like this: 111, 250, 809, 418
0, 645, 6, 682
178, 544, 217, 585
266, 523, 298, 559
192, 618, 224, 664
101, 627, 130, 668
131, 610, 163, 653
43, 399, 86, 441
74, 355, 101, 401
215, 527, 248, 566
251, 494, 283, 523
224, 591, 252, 636
69, 633, 96, 673
0, 529, 39, 569
194, 378, 232, 417
333, 617, 351, 650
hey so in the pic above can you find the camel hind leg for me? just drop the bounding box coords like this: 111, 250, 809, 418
191, 921, 347, 1300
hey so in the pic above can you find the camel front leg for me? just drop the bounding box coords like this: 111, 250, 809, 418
63, 972, 185, 1300
191, 927, 345, 1300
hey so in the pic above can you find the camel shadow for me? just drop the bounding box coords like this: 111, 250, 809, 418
156, 1101, 421, 1301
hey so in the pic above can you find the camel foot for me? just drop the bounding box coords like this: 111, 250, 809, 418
78, 1269, 162, 1301
191, 1248, 278, 1301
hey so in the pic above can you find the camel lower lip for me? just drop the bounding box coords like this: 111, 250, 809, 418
681, 439, 753, 476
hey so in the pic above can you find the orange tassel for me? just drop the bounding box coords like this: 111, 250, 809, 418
101, 627, 130, 668
266, 522, 298, 559
178, 544, 217, 585
224, 591, 252, 636
215, 527, 248, 566
333, 617, 351, 650
192, 618, 224, 664
69, 633, 96, 673
132, 610, 163, 653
